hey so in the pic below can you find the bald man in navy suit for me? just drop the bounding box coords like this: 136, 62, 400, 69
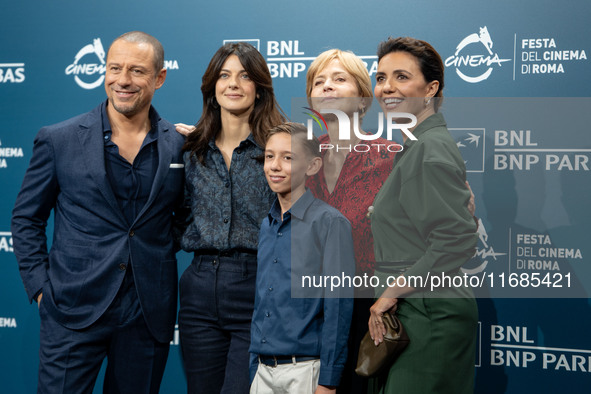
12, 31, 187, 394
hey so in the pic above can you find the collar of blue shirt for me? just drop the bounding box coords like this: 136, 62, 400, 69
267, 188, 315, 224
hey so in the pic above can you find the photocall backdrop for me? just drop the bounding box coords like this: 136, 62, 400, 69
1, 0, 590, 392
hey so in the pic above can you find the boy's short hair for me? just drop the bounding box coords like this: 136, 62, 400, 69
266, 122, 321, 158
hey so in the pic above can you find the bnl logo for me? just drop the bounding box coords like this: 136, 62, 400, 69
450, 129, 486, 172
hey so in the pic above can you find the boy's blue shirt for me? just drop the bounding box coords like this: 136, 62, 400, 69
249, 189, 355, 387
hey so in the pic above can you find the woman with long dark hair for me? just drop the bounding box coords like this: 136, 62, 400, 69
178, 42, 285, 394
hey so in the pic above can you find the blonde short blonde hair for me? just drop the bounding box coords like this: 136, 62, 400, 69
306, 49, 373, 99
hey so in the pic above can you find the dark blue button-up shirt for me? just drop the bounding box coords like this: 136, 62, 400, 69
249, 190, 355, 387
181, 134, 275, 252
102, 102, 159, 226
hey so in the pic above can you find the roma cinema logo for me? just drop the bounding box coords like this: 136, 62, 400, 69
445, 26, 511, 83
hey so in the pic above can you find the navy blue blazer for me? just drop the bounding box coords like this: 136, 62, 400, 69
11, 102, 186, 343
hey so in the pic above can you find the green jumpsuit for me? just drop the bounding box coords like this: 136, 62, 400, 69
370, 113, 479, 394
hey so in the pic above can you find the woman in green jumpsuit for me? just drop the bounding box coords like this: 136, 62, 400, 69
368, 37, 479, 394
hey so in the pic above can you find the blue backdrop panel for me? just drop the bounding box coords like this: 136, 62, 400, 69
1, 0, 590, 392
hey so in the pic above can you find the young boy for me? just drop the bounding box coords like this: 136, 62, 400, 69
249, 123, 355, 394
